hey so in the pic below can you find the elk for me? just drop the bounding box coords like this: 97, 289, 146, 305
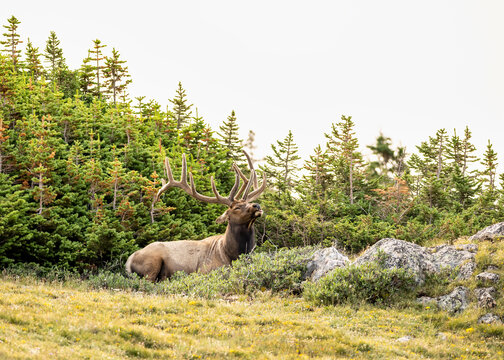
125, 151, 266, 281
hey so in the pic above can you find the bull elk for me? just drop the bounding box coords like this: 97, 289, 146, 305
125, 151, 266, 281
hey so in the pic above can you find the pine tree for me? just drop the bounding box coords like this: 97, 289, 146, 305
1, 16, 22, 72
24, 38, 44, 80
44, 31, 66, 81
169, 82, 193, 129
102, 48, 131, 105
0, 117, 9, 173
218, 110, 243, 162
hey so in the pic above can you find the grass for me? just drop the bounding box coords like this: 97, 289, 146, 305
0, 276, 503, 359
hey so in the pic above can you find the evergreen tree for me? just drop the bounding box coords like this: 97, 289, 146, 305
480, 140, 498, 195
103, 48, 131, 105
243, 130, 258, 163
44, 31, 66, 82
86, 39, 107, 96
218, 110, 243, 162
1, 16, 22, 72
325, 115, 363, 205
260, 130, 300, 195
169, 82, 193, 129
24, 38, 44, 80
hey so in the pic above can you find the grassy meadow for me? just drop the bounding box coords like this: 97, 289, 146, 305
0, 276, 503, 359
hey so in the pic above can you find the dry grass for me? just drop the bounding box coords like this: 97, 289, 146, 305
0, 277, 503, 359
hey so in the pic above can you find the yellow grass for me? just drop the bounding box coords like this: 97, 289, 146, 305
0, 277, 503, 359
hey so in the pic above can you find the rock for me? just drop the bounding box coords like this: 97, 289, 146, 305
396, 336, 413, 343
436, 332, 448, 341
436, 286, 470, 314
485, 265, 499, 271
477, 313, 503, 325
353, 238, 477, 285
353, 238, 437, 284
469, 222, 504, 241
457, 261, 477, 280
304, 247, 349, 281
474, 287, 497, 308
476, 272, 500, 284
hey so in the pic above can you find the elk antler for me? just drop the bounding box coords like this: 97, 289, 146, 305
233, 150, 267, 202
154, 151, 266, 207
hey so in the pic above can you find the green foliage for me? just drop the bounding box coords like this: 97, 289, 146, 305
0, 14, 504, 273
303, 261, 416, 306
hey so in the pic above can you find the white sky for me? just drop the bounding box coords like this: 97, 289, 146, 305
4, 1, 504, 173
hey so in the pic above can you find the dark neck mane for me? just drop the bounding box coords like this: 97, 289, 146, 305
223, 221, 256, 261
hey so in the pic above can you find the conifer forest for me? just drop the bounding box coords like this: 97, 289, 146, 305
1, 15, 503, 271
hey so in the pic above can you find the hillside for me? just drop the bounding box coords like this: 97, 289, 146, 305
0, 276, 503, 359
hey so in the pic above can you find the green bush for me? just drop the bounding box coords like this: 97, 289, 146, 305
303, 261, 415, 306
84, 246, 318, 298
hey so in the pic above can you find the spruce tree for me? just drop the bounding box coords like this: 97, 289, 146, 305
261, 130, 300, 195
86, 39, 107, 96
218, 110, 243, 162
44, 31, 66, 82
24, 39, 43, 80
103, 48, 131, 105
325, 115, 363, 205
1, 16, 22, 72
480, 140, 498, 195
169, 82, 193, 129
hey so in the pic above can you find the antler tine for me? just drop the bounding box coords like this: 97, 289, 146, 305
246, 172, 267, 202
187, 173, 232, 206
154, 154, 193, 203
241, 169, 256, 200
228, 168, 241, 202
243, 150, 259, 189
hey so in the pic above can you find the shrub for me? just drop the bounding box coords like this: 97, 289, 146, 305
303, 261, 415, 306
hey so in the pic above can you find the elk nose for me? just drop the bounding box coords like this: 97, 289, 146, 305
252, 203, 261, 210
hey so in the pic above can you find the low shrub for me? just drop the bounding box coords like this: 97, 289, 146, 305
303, 261, 415, 306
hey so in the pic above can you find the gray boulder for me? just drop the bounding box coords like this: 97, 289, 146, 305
474, 287, 497, 308
304, 247, 349, 281
436, 286, 470, 314
477, 313, 503, 325
353, 238, 477, 285
476, 272, 500, 284
469, 222, 504, 241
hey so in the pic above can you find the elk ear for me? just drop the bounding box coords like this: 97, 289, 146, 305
215, 210, 229, 224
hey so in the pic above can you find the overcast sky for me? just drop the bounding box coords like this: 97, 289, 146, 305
4, 1, 504, 172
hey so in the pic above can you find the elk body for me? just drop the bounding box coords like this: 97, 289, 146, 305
125, 151, 266, 281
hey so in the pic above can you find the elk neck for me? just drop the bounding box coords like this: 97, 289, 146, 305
222, 220, 256, 261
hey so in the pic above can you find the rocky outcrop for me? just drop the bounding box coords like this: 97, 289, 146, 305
469, 222, 504, 241
304, 247, 349, 281
352, 238, 477, 285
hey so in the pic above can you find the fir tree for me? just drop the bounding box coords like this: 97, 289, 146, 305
24, 38, 44, 80
218, 110, 243, 162
480, 140, 498, 195
103, 48, 131, 105
325, 115, 363, 205
1, 16, 22, 72
261, 130, 300, 195
86, 39, 107, 96
44, 31, 66, 81
169, 82, 193, 129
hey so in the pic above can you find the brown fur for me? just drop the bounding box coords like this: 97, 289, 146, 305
125, 201, 261, 281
